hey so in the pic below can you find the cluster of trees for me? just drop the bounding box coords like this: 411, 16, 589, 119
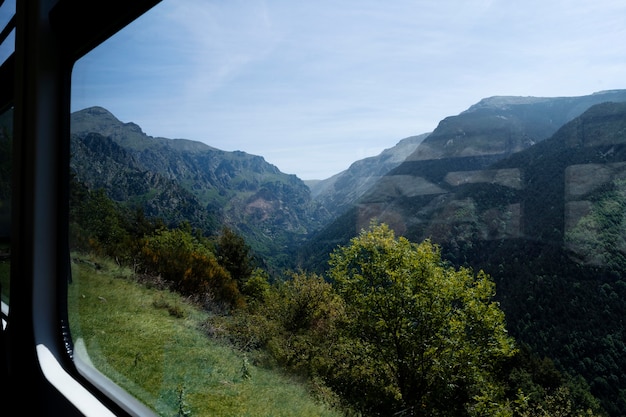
211, 223, 603, 416
70, 183, 603, 416
69, 182, 256, 309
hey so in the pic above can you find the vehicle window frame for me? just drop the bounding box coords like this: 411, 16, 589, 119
4, 1, 162, 415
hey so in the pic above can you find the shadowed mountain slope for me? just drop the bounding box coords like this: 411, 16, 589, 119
299, 98, 626, 416
298, 90, 626, 271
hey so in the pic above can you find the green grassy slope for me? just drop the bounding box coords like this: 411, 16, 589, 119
67, 254, 342, 417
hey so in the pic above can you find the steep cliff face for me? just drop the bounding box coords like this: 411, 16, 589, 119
69, 106, 326, 268
347, 92, 626, 241
303, 91, 626, 242
350, 100, 626, 254
297, 92, 626, 271
409, 90, 626, 161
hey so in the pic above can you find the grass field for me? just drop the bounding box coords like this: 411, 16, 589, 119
67, 254, 343, 417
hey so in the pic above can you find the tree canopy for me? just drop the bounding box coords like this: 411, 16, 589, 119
328, 222, 517, 415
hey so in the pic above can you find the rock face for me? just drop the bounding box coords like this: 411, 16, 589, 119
303, 91, 626, 247
410, 90, 626, 161
70, 106, 326, 269
352, 100, 626, 254
353, 92, 626, 239
297, 91, 626, 271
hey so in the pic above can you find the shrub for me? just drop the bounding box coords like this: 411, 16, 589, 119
140, 228, 243, 308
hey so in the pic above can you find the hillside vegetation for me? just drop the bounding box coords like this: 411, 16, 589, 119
68, 183, 603, 415
68, 254, 343, 417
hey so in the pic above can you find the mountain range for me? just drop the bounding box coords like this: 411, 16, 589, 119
71, 106, 328, 269
70, 89, 626, 415
297, 90, 626, 266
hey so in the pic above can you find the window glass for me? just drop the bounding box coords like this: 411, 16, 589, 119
68, 2, 345, 415
0, 0, 15, 65
68, 1, 626, 416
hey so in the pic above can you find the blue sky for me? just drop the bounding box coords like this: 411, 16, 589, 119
66, 0, 626, 180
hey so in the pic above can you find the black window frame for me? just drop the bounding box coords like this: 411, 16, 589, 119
2, 1, 162, 415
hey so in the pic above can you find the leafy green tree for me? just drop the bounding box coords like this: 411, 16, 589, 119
70, 187, 129, 257
241, 268, 271, 302
216, 226, 255, 287
502, 346, 604, 417
260, 271, 346, 376
514, 386, 601, 417
328, 222, 517, 416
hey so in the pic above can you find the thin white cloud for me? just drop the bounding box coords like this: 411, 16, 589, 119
71, 0, 626, 180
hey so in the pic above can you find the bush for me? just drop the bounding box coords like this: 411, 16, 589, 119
140, 228, 243, 308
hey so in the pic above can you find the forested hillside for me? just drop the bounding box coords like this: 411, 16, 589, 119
483, 102, 626, 416
301, 101, 626, 415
